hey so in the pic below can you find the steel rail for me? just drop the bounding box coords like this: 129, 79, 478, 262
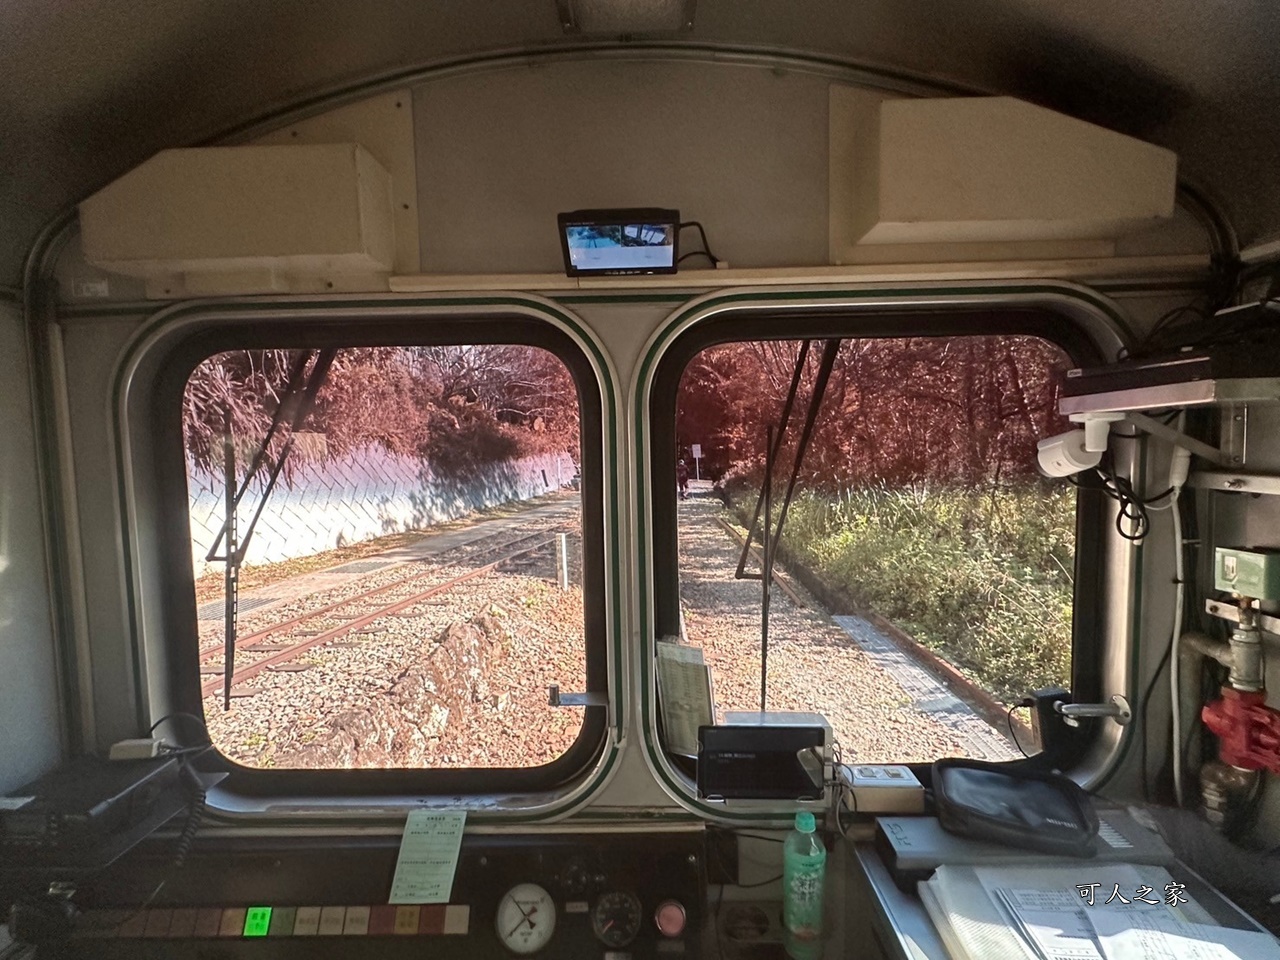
714, 517, 807, 609
199, 536, 559, 697
196, 528, 565, 661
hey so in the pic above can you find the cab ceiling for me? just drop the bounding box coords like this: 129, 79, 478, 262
4, 0, 1279, 286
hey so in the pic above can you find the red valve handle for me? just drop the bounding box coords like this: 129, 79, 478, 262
1202, 687, 1280, 775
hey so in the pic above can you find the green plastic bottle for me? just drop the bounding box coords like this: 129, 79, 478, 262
782, 810, 826, 959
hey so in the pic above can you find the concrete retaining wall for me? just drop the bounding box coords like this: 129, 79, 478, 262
188, 445, 573, 574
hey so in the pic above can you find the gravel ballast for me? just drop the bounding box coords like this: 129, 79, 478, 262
676, 493, 1014, 764
200, 492, 1011, 772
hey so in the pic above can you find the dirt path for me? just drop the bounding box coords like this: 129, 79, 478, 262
677, 491, 1015, 764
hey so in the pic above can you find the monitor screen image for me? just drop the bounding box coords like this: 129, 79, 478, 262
558, 209, 680, 276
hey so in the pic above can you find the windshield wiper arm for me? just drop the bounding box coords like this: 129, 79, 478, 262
208, 349, 336, 710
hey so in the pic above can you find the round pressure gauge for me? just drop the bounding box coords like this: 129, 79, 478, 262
495, 883, 557, 955
591, 891, 643, 948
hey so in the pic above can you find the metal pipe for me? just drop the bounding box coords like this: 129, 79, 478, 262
1180, 630, 1231, 666
1227, 606, 1264, 692
1173, 629, 1223, 807
1174, 618, 1264, 809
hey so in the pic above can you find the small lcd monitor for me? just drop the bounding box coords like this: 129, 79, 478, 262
558, 208, 680, 277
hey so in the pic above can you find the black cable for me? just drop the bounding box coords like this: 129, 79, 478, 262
1006, 700, 1033, 758
714, 879, 725, 958
677, 249, 717, 266
146, 714, 213, 871
105, 879, 169, 936
1139, 642, 1174, 803
92, 757, 207, 937
172, 763, 207, 870
837, 782, 860, 839
161, 744, 216, 758
1070, 460, 1170, 543
677, 221, 719, 266
148, 712, 210, 740
737, 874, 785, 888
1137, 301, 1213, 354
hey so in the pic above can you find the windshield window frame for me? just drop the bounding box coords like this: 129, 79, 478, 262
119, 303, 613, 804
642, 297, 1117, 810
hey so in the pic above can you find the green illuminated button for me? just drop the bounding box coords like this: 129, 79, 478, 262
243, 907, 273, 938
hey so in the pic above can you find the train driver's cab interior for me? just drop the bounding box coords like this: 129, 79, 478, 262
4, 2, 1280, 958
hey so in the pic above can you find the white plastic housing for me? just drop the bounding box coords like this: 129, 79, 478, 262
842, 96, 1177, 247
79, 143, 395, 295
1038, 429, 1102, 478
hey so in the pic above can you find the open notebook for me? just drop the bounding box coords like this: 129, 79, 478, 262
920, 862, 1280, 960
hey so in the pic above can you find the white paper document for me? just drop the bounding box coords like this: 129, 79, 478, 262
655, 640, 714, 757
970, 864, 1212, 960
990, 879, 1181, 960
388, 810, 467, 904
1087, 909, 1280, 960
992, 888, 1107, 960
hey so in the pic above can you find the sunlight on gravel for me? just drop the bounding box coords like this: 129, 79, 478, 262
200, 491, 1008, 773
201, 510, 587, 770
677, 493, 983, 765
205, 575, 586, 769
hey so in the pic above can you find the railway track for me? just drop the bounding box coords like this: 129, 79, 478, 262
199, 528, 575, 698
196, 526, 567, 660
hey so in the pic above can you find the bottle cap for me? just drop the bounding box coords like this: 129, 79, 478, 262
795, 811, 816, 833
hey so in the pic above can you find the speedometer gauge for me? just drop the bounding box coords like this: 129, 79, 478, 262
591, 891, 642, 948
496, 883, 556, 955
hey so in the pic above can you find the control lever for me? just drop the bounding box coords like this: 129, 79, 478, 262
547, 684, 607, 708
1055, 695, 1132, 727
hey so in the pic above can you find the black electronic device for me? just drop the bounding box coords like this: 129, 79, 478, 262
557, 208, 680, 276
1061, 348, 1279, 398
696, 724, 825, 800
1059, 304, 1280, 413
0, 756, 184, 860
875, 810, 1174, 892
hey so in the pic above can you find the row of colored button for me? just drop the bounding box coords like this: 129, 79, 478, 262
75, 904, 471, 939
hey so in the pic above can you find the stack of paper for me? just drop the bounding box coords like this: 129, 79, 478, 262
919, 862, 1280, 960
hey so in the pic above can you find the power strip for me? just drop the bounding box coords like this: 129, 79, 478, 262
844, 764, 925, 814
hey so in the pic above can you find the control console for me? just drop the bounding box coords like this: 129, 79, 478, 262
40, 829, 706, 958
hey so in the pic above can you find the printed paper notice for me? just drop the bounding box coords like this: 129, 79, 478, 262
656, 640, 714, 758
388, 810, 467, 904
1087, 909, 1280, 960
992, 888, 1105, 960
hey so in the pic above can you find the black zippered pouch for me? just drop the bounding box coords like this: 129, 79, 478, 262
931, 758, 1099, 858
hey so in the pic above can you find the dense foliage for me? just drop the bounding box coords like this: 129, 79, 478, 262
183, 345, 579, 478
678, 336, 1069, 486
688, 335, 1078, 704
773, 484, 1075, 703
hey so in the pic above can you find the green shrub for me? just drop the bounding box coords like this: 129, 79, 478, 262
740, 483, 1073, 704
